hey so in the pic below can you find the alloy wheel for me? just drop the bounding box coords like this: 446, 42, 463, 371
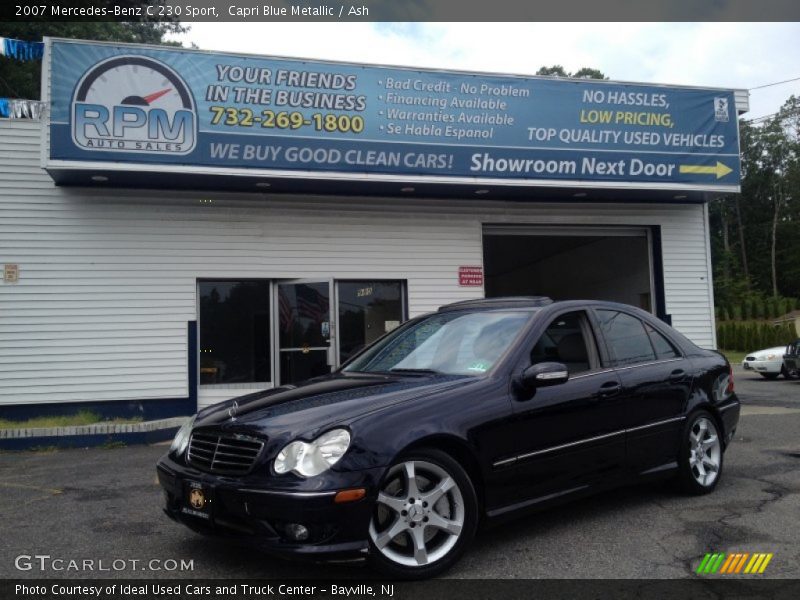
368, 459, 465, 567
688, 416, 721, 487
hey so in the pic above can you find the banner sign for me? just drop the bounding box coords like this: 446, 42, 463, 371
46, 38, 741, 191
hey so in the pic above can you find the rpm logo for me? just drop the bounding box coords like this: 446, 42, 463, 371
71, 55, 197, 155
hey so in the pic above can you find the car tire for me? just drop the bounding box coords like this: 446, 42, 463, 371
760, 372, 780, 380
367, 448, 478, 579
677, 411, 724, 495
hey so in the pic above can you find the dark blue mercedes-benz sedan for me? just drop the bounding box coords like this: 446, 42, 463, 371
157, 297, 739, 578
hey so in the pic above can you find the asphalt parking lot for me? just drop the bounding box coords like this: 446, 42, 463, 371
1, 366, 799, 580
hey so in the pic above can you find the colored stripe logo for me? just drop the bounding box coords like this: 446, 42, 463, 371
697, 552, 773, 574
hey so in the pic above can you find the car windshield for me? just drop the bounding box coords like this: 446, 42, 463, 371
342, 310, 532, 376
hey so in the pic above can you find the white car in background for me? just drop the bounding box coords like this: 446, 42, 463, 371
742, 346, 792, 379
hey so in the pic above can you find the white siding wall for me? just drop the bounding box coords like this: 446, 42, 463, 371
0, 119, 716, 409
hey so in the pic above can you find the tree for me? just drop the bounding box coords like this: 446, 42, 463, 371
743, 98, 799, 298
0, 10, 187, 101
709, 94, 800, 312
536, 65, 569, 77
775, 96, 800, 298
572, 67, 608, 80
536, 65, 607, 80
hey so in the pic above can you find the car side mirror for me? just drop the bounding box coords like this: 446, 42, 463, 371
519, 362, 570, 390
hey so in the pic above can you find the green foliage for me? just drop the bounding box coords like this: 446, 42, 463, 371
710, 95, 800, 305
0, 409, 100, 429
719, 350, 747, 364
0, 410, 143, 429
0, 11, 187, 100
732, 303, 742, 320
572, 67, 608, 80
536, 65, 569, 77
716, 292, 798, 324
537, 65, 607, 79
717, 320, 797, 352
100, 438, 127, 449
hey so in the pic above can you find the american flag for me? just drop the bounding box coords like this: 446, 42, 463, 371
279, 288, 294, 333
296, 284, 329, 324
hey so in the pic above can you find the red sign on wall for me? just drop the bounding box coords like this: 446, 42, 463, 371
458, 265, 484, 287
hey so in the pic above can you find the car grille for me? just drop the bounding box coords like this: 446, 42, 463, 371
745, 356, 756, 361
187, 431, 265, 475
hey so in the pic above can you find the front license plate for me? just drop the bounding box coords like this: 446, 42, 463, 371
181, 481, 213, 520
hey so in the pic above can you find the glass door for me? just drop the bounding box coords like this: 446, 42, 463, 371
276, 279, 334, 385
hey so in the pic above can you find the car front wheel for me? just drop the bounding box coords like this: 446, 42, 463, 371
678, 411, 724, 495
367, 449, 477, 578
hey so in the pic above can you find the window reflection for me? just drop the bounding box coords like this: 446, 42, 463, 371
279, 282, 330, 348
338, 281, 404, 363
343, 311, 529, 375
597, 310, 656, 367
199, 281, 270, 384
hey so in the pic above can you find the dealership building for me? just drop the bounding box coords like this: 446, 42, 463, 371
0, 38, 747, 419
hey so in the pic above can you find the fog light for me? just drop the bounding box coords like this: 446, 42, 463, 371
285, 523, 309, 541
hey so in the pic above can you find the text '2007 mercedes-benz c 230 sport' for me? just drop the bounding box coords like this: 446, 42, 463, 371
157, 297, 739, 578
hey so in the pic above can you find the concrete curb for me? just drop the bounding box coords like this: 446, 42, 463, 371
0, 416, 189, 439
0, 416, 189, 451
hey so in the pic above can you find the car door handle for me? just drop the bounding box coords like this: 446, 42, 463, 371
668, 369, 686, 381
594, 381, 621, 399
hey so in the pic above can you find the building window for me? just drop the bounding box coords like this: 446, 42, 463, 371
337, 281, 405, 363
199, 281, 271, 385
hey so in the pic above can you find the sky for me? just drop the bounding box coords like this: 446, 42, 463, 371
172, 22, 800, 121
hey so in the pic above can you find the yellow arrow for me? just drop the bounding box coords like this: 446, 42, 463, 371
679, 161, 733, 179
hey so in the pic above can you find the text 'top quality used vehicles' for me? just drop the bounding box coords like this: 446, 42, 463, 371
157, 297, 740, 578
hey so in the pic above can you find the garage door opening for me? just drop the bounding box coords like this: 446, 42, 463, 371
483, 226, 656, 312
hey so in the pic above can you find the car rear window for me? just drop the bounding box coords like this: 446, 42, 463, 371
596, 310, 656, 367
645, 323, 680, 359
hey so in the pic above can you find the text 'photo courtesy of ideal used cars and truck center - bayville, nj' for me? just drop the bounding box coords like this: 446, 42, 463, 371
1, 8, 800, 595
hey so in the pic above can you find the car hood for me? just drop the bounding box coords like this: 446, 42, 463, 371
745, 347, 787, 359
193, 372, 478, 440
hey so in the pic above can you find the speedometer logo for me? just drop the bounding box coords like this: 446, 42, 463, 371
71, 55, 197, 155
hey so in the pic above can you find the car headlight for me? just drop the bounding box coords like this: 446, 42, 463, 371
170, 415, 196, 457
274, 428, 351, 477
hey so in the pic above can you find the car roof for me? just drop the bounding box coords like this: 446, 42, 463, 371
433, 297, 709, 357
436, 298, 680, 326
437, 297, 653, 313
437, 296, 554, 312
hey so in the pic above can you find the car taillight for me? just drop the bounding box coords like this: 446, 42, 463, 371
726, 364, 735, 393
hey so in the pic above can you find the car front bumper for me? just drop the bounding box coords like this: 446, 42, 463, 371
741, 359, 782, 373
156, 454, 384, 559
